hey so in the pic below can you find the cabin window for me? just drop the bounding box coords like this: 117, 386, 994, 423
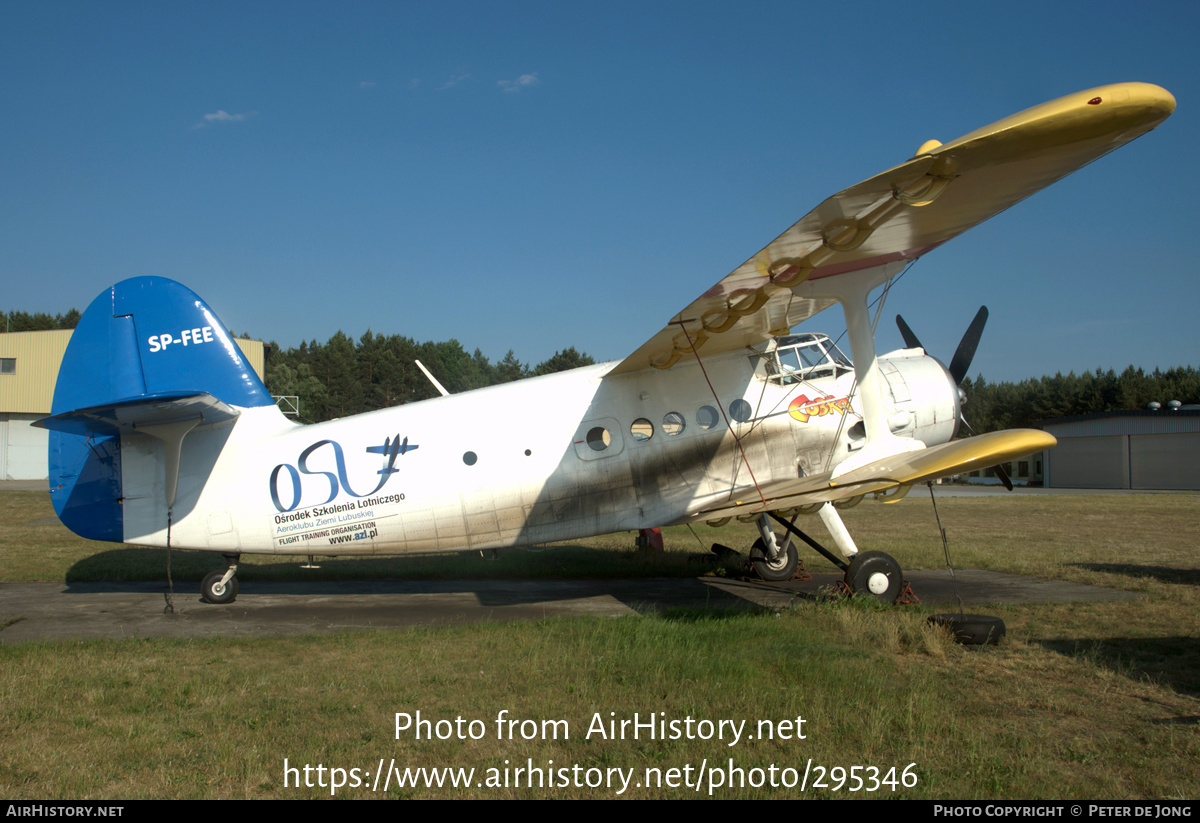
697, 405, 720, 430
729, 399, 752, 423
0, 358, 13, 375
662, 412, 685, 436
586, 426, 611, 451
573, 417, 624, 461
769, 334, 852, 384
463, 451, 477, 465
630, 418, 653, 442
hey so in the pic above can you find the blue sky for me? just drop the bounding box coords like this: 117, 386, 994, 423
2, 1, 1196, 383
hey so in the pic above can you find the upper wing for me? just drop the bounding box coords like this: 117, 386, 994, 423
612, 82, 1175, 375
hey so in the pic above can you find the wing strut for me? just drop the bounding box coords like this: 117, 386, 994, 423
801, 262, 924, 479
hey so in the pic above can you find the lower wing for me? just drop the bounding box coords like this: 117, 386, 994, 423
694, 429, 1055, 518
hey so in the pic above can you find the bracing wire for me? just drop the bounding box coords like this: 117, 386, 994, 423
674, 320, 769, 509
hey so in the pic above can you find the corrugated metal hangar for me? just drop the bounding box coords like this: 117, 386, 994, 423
0, 330, 265, 481
1039, 410, 1200, 490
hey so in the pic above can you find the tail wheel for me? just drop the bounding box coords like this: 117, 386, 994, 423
202, 570, 239, 604
750, 536, 798, 582
844, 551, 902, 603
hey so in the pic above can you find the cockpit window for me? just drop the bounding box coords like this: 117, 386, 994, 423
770, 334, 852, 384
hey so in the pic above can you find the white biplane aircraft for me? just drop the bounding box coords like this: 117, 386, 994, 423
39, 83, 1174, 604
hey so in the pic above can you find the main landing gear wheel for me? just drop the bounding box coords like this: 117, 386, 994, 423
750, 535, 798, 582
844, 551, 902, 604
202, 570, 239, 605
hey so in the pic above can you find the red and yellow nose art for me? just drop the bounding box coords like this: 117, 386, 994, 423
788, 394, 851, 423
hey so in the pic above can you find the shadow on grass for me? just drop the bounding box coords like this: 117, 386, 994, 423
58, 547, 808, 622
65, 544, 742, 585
1067, 563, 1200, 586
1037, 636, 1200, 700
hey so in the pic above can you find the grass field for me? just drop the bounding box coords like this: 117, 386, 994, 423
1, 489, 1197, 799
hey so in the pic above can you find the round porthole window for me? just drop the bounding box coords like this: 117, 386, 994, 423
630, 418, 653, 442
586, 426, 611, 452
697, 405, 720, 430
662, 411, 685, 436
729, 399, 752, 423
463, 451, 477, 465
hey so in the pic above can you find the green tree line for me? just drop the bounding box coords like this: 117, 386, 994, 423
267, 339, 1198, 426
2, 310, 81, 331
263, 331, 594, 422
961, 366, 1200, 432
6, 307, 1195, 426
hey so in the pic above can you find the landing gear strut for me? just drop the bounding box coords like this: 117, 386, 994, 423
202, 554, 240, 604
750, 514, 799, 581
764, 511, 906, 604
750, 535, 799, 581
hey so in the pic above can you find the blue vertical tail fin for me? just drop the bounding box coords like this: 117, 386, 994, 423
36, 277, 276, 541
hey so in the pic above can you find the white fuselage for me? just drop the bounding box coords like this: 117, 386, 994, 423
118, 345, 958, 555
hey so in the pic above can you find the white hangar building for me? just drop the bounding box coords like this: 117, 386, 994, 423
0, 330, 265, 481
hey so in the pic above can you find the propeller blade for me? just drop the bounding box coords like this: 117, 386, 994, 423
958, 413, 975, 436
895, 314, 924, 351
948, 306, 989, 385
897, 309, 1012, 492
957, 371, 1014, 490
